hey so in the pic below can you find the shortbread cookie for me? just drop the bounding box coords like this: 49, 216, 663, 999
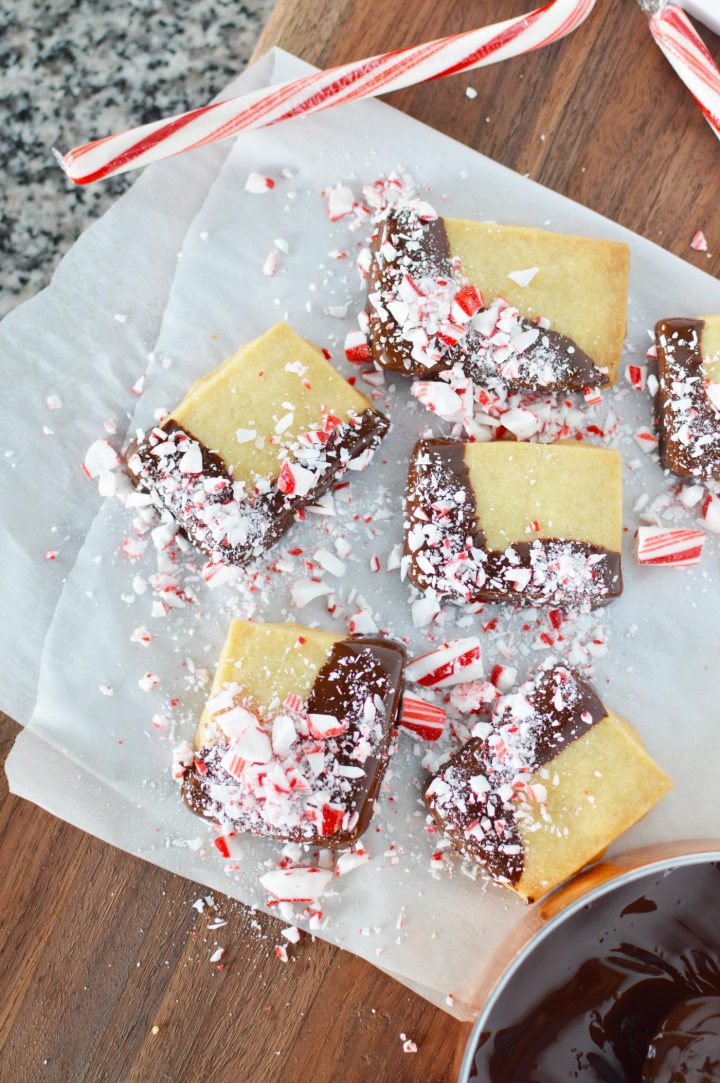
425, 666, 671, 901
655, 316, 720, 479
367, 202, 629, 387
405, 438, 623, 610
128, 322, 388, 566
178, 620, 405, 846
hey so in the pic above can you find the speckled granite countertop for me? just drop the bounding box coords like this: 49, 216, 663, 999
2, 0, 275, 319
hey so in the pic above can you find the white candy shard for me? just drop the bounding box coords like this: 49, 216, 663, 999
245, 172, 274, 193
335, 850, 371, 876
325, 183, 355, 221
260, 866, 333, 902
83, 439, 121, 478
507, 266, 539, 287
291, 578, 333, 608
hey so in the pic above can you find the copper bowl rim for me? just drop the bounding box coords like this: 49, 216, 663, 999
458, 841, 720, 1083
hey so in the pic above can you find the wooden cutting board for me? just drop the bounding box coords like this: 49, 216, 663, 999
2, 2, 718, 1079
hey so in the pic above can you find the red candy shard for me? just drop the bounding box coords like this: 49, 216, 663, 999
214, 834, 234, 858
399, 693, 446, 740
453, 284, 483, 317
625, 364, 647, 391
277, 460, 296, 495
344, 330, 372, 363
321, 803, 345, 836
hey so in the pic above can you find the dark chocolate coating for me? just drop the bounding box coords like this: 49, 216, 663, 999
128, 409, 388, 567
425, 666, 606, 888
405, 437, 622, 610
470, 862, 720, 1082
182, 635, 406, 846
367, 209, 607, 390
655, 318, 720, 481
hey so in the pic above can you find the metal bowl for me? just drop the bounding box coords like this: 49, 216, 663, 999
458, 839, 720, 1082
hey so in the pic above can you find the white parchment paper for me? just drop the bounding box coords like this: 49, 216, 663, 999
5, 50, 720, 1021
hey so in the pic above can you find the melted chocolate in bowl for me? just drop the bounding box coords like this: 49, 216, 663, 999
469, 862, 720, 1082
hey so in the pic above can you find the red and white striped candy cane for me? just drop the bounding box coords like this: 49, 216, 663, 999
633, 526, 706, 566
647, 4, 720, 140
60, 0, 596, 185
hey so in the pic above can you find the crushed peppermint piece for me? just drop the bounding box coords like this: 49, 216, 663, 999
138, 672, 160, 692
345, 330, 372, 363
83, 439, 121, 479
335, 849, 371, 876
263, 251, 279, 276
406, 638, 483, 688
399, 694, 446, 740
634, 427, 658, 452
702, 492, 720, 532
625, 364, 647, 391
507, 266, 539, 287
324, 183, 355, 221
634, 526, 705, 567
260, 867, 333, 902
245, 172, 275, 193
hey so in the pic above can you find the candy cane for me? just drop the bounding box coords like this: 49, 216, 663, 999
59, 0, 596, 185
633, 526, 706, 566
647, 4, 720, 141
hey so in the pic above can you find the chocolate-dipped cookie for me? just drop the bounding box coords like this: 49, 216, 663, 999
128, 322, 388, 568
367, 202, 629, 387
655, 316, 720, 480
177, 620, 406, 847
404, 438, 623, 610
425, 666, 671, 901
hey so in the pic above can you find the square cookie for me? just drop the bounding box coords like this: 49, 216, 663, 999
405, 438, 623, 610
655, 315, 720, 480
367, 203, 629, 387
128, 322, 388, 567
425, 665, 671, 901
178, 620, 406, 847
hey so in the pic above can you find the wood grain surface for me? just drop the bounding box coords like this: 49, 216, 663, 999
2, 2, 719, 1080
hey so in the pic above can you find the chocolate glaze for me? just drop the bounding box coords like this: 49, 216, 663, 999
128, 409, 389, 567
428, 738, 524, 884
425, 666, 606, 887
643, 997, 720, 1082
367, 209, 607, 390
405, 438, 623, 610
655, 318, 720, 481
182, 635, 406, 846
470, 862, 720, 1083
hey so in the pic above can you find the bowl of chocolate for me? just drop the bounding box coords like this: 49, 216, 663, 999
459, 843, 720, 1083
